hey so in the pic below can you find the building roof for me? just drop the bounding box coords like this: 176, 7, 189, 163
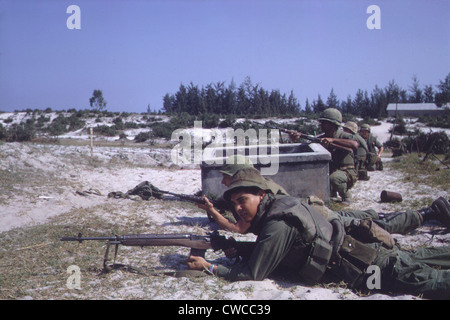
386, 103, 441, 111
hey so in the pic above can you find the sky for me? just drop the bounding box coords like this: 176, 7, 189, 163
0, 0, 449, 113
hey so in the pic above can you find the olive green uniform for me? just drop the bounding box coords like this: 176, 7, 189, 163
216, 193, 450, 298
332, 209, 423, 235
216, 194, 332, 282
365, 133, 383, 171
328, 129, 358, 199
354, 132, 369, 169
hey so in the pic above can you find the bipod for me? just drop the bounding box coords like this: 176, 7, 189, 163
98, 237, 148, 276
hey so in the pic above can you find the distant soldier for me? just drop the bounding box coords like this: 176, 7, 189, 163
290, 108, 359, 203
187, 169, 450, 299
390, 137, 407, 157
343, 121, 370, 181
360, 124, 384, 171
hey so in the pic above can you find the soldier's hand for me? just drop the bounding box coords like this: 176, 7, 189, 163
186, 255, 208, 270
197, 196, 214, 211
321, 137, 332, 149
288, 130, 302, 143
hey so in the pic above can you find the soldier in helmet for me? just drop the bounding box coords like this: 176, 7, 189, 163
390, 137, 406, 157
360, 124, 384, 171
198, 155, 288, 233
343, 121, 370, 181
187, 168, 450, 299
290, 108, 359, 203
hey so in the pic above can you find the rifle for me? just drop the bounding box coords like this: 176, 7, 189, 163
251, 121, 324, 143
157, 189, 224, 209
252, 121, 353, 152
60, 231, 247, 273
127, 181, 227, 210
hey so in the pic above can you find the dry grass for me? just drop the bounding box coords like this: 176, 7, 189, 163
390, 153, 450, 191
0, 199, 232, 300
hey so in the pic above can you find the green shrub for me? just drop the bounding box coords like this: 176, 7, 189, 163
93, 125, 117, 136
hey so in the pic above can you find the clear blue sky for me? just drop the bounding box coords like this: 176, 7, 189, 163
1, 0, 449, 113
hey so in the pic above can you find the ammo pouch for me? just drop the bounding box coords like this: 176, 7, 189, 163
300, 236, 333, 284
346, 218, 395, 249
340, 235, 377, 268
327, 235, 377, 288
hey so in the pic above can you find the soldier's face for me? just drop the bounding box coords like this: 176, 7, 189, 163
360, 130, 370, 139
230, 190, 265, 223
320, 120, 337, 136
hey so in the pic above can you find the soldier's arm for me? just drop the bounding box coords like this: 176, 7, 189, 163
198, 198, 250, 234
322, 137, 359, 151
375, 138, 384, 159
215, 220, 299, 281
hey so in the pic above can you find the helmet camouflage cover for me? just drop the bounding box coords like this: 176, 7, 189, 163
343, 121, 358, 134
219, 154, 253, 176
223, 167, 270, 201
318, 108, 342, 126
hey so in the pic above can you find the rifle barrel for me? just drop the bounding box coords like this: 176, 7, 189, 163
60, 233, 213, 249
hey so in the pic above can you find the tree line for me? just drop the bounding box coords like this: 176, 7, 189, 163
162, 73, 450, 118
163, 77, 301, 117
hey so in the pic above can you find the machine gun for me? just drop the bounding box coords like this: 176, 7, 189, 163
60, 231, 248, 273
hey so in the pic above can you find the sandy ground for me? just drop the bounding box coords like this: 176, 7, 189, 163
0, 118, 449, 300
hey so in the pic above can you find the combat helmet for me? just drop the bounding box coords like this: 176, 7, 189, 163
219, 154, 253, 176
223, 167, 270, 201
360, 124, 371, 132
318, 108, 342, 126
343, 121, 358, 134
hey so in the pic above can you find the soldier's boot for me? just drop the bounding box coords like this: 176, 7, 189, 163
358, 169, 370, 181
376, 161, 383, 171
341, 191, 353, 205
417, 197, 450, 228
